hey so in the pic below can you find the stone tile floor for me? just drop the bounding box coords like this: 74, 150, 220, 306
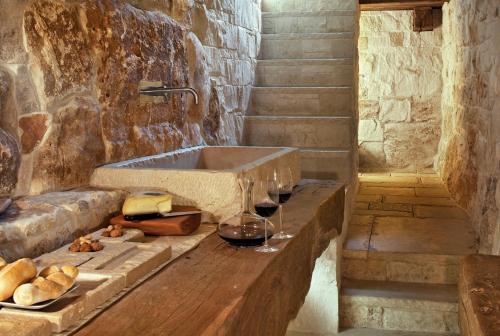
346, 171, 477, 256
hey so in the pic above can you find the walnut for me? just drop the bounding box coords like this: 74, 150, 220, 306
79, 243, 92, 253
110, 229, 122, 238
69, 243, 80, 252
91, 241, 104, 251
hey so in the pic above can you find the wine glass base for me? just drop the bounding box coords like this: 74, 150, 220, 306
273, 232, 294, 240
255, 245, 279, 253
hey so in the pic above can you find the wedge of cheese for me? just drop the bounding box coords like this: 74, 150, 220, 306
122, 192, 172, 216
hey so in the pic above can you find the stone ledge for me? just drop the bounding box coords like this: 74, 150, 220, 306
0, 189, 127, 262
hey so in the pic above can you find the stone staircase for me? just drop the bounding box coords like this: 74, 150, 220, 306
244, 0, 356, 183
340, 172, 476, 335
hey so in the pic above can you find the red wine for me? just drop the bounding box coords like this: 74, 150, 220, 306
279, 192, 292, 204
255, 203, 278, 217
218, 225, 273, 246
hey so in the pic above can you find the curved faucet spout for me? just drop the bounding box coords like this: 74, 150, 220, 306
139, 83, 199, 105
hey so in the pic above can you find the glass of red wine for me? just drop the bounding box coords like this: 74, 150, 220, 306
254, 177, 280, 253
273, 168, 294, 240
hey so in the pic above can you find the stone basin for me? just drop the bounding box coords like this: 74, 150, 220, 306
90, 146, 301, 222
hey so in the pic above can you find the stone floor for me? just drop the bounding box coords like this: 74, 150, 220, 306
340, 171, 475, 334
346, 171, 476, 256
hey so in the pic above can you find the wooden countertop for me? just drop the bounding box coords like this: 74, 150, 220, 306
72, 180, 345, 336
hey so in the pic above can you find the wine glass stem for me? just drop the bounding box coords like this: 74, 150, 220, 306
264, 218, 269, 247
279, 204, 284, 234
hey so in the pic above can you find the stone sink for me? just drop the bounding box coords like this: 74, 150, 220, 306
90, 146, 301, 222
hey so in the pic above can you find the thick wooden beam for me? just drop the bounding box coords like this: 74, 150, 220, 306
73, 181, 345, 336
360, 0, 449, 11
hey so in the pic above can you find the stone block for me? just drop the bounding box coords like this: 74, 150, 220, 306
245, 116, 353, 149
359, 100, 380, 119
359, 120, 383, 142
380, 99, 410, 122
0, 189, 126, 261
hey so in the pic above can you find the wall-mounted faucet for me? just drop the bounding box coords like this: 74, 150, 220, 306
139, 81, 199, 105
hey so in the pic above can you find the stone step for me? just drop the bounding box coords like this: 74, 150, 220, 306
262, 10, 356, 34
342, 250, 462, 285
244, 116, 353, 149
250, 87, 353, 117
336, 328, 458, 336
255, 59, 354, 87
301, 149, 353, 182
260, 32, 355, 59
262, 0, 356, 12
340, 279, 459, 334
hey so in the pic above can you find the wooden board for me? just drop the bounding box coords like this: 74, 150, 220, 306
459, 254, 500, 336
111, 209, 201, 236
72, 181, 345, 336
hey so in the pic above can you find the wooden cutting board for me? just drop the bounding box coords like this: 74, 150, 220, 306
111, 206, 202, 236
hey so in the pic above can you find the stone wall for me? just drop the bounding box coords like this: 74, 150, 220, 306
358, 10, 442, 170
436, 0, 500, 254
0, 0, 260, 196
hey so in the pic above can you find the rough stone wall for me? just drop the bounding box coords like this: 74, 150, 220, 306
0, 0, 260, 196
436, 0, 500, 254
358, 10, 442, 170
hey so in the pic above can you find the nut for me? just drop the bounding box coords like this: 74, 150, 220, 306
110, 229, 122, 238
101, 230, 111, 237
69, 243, 80, 252
79, 243, 92, 253
91, 241, 104, 251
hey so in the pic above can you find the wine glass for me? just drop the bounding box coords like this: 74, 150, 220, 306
254, 177, 279, 253
273, 168, 294, 240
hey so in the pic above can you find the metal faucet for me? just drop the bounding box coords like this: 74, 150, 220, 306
139, 82, 199, 105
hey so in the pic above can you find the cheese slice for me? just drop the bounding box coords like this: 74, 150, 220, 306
122, 192, 173, 216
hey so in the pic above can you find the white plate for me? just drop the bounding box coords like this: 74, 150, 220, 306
0, 284, 80, 310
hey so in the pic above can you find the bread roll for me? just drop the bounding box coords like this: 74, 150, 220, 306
61, 265, 79, 279
13, 278, 65, 306
0, 258, 37, 301
46, 272, 74, 290
39, 265, 60, 278
13, 268, 78, 306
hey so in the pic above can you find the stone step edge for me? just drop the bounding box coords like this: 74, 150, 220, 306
261, 32, 355, 40
252, 86, 353, 91
342, 249, 464, 263
257, 58, 353, 65
301, 148, 351, 154
262, 10, 356, 17
341, 279, 458, 307
337, 328, 459, 335
245, 115, 352, 121
248, 111, 353, 117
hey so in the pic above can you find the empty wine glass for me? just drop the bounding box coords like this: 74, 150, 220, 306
273, 168, 294, 240
254, 177, 279, 253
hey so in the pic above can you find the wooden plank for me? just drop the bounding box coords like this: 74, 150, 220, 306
413, 7, 434, 31
360, 0, 449, 11
72, 181, 345, 336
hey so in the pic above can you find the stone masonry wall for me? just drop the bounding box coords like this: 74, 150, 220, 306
436, 0, 500, 254
0, 0, 260, 196
358, 10, 442, 170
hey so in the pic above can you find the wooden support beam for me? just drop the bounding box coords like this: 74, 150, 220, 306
413, 7, 434, 31
360, 0, 449, 11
